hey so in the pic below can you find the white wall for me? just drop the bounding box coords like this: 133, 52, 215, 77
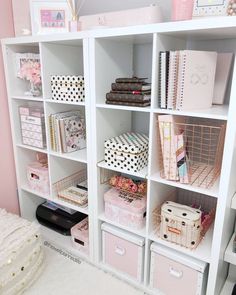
80, 0, 172, 21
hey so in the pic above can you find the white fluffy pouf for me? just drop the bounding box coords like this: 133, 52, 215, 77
0, 209, 44, 295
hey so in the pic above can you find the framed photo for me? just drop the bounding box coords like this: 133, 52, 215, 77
192, 0, 230, 17
30, 0, 72, 35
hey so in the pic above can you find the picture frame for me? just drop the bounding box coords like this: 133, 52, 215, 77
30, 0, 72, 35
192, 0, 230, 17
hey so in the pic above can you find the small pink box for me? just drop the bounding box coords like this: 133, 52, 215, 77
27, 162, 50, 195
150, 243, 208, 295
102, 223, 145, 282
104, 187, 146, 229
71, 217, 89, 255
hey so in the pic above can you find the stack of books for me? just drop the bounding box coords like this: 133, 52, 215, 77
159, 50, 218, 111
49, 110, 86, 153
106, 77, 151, 107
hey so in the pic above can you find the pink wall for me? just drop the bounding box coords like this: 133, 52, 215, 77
0, 0, 19, 214
11, 0, 31, 36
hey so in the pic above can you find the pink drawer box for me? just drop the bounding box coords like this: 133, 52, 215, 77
150, 243, 208, 295
71, 217, 89, 255
102, 223, 145, 282
19, 105, 46, 149
104, 187, 146, 229
27, 162, 50, 195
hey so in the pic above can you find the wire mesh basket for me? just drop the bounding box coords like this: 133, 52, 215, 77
53, 169, 88, 207
152, 190, 216, 249
157, 117, 226, 188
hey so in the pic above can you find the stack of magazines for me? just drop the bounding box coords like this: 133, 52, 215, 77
106, 77, 151, 107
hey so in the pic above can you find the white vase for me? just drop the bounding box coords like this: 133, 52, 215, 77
24, 81, 41, 97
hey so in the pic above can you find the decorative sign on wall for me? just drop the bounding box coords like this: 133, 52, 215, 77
30, 0, 72, 35
192, 0, 230, 17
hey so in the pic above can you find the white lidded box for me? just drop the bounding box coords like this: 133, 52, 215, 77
104, 187, 146, 229
150, 243, 208, 295
51, 75, 85, 103
104, 132, 149, 172
102, 223, 145, 282
160, 201, 202, 249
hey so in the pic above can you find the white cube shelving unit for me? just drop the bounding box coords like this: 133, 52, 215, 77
2, 17, 236, 295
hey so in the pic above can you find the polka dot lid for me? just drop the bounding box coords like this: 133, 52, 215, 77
104, 132, 149, 154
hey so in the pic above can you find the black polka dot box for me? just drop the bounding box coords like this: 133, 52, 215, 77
51, 75, 85, 103
104, 132, 149, 173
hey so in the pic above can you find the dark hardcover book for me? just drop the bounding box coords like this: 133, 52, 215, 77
106, 100, 150, 107
158, 51, 170, 109
110, 90, 151, 95
115, 77, 147, 83
158, 51, 162, 108
111, 82, 151, 92
232, 284, 236, 295
106, 92, 151, 102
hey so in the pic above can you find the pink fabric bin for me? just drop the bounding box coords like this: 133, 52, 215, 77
102, 223, 145, 282
104, 187, 146, 229
150, 243, 208, 295
27, 162, 50, 195
71, 217, 89, 255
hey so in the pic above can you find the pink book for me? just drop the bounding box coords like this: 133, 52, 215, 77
176, 50, 217, 111
158, 115, 186, 181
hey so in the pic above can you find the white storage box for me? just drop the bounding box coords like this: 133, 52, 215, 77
150, 243, 208, 295
51, 75, 85, 103
79, 5, 163, 30
102, 223, 145, 282
160, 201, 202, 249
104, 132, 149, 172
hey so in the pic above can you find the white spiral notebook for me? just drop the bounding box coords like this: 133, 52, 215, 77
176, 50, 217, 111
167, 51, 179, 110
159, 51, 169, 109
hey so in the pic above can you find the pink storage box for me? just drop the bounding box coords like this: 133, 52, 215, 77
150, 243, 208, 295
19, 105, 46, 149
27, 162, 50, 195
71, 217, 89, 255
104, 187, 146, 229
102, 223, 145, 282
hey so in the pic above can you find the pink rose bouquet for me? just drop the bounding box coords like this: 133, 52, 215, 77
18, 60, 41, 86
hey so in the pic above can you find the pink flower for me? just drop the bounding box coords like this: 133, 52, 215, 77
131, 184, 138, 193
19, 60, 42, 86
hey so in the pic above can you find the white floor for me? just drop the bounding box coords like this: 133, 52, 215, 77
24, 244, 145, 295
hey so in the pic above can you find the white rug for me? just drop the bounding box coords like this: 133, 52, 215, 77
24, 242, 145, 295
